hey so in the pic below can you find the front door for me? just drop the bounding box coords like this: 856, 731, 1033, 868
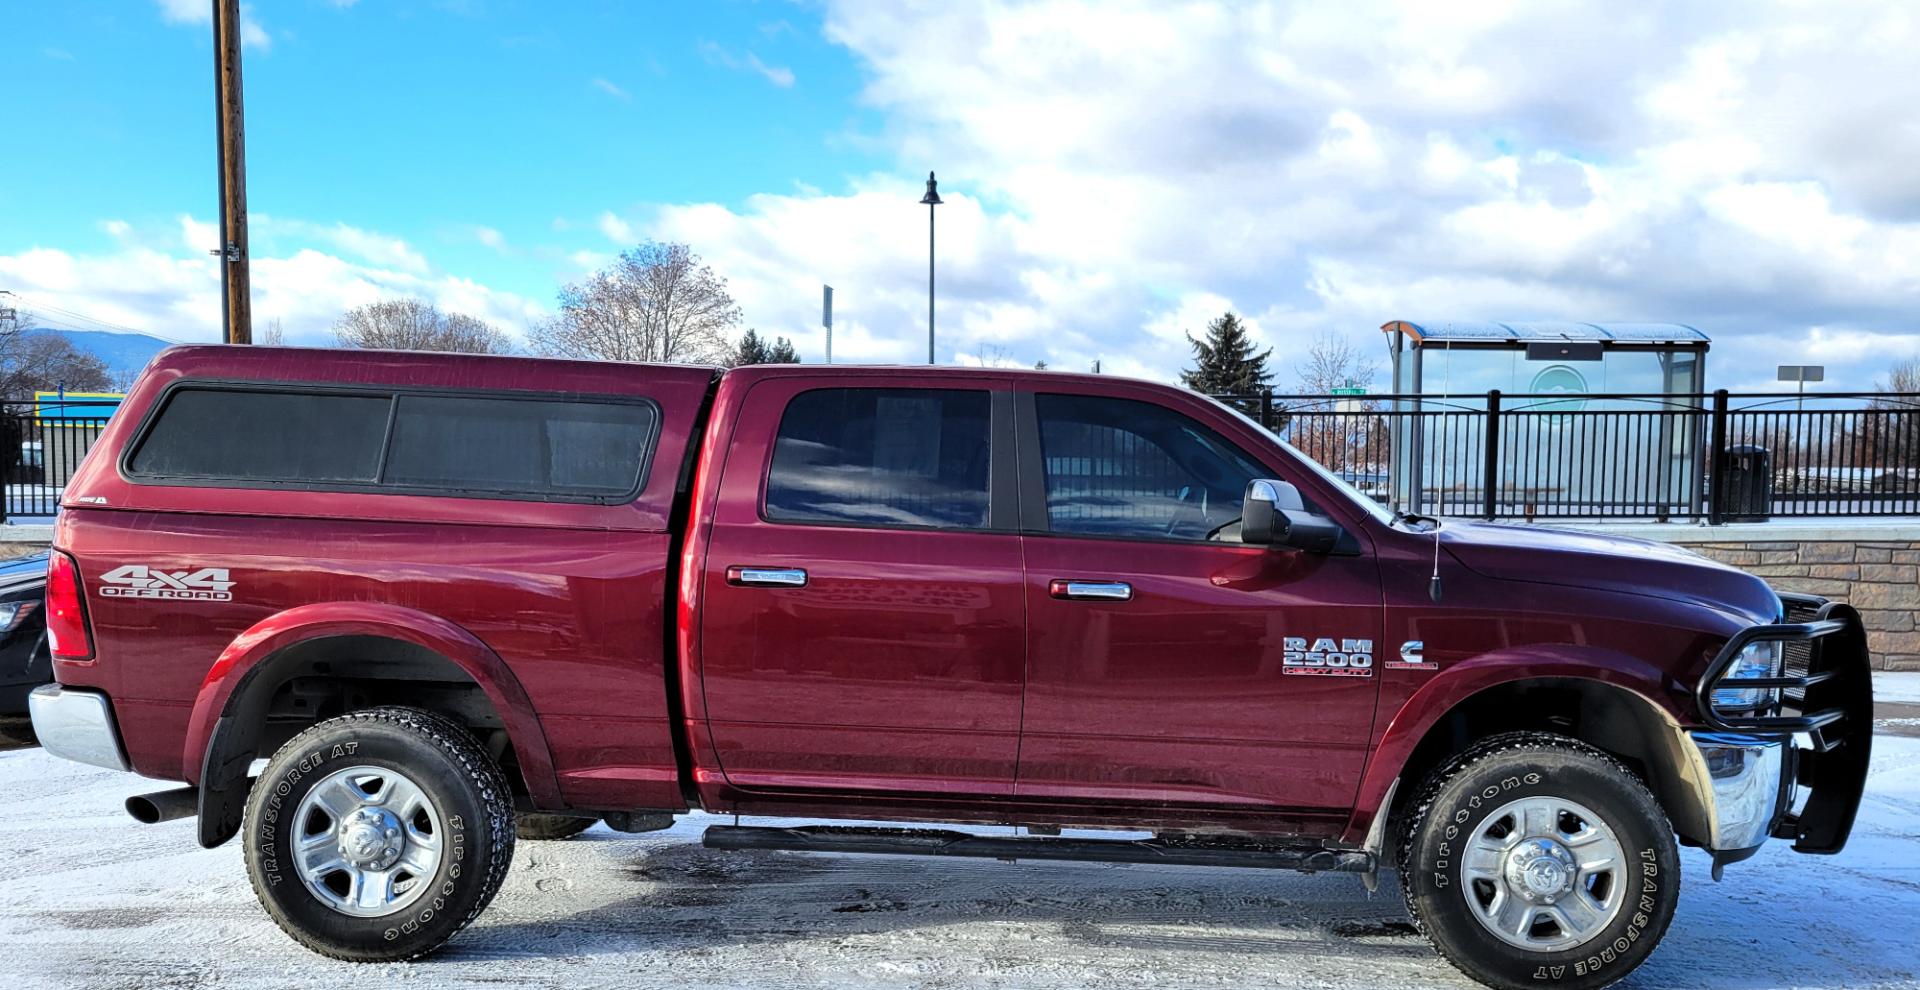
698, 377, 1026, 796
1014, 386, 1383, 813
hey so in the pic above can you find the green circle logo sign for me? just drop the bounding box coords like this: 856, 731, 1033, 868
1529, 364, 1589, 413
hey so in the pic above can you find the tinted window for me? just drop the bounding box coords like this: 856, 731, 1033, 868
129, 386, 656, 500
384, 395, 653, 497
1036, 393, 1266, 542
129, 389, 390, 483
767, 388, 991, 529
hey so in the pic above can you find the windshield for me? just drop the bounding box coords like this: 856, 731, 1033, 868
1211, 399, 1398, 527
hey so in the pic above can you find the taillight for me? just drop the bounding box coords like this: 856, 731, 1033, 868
46, 551, 93, 660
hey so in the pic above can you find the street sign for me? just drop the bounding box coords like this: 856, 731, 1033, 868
822, 285, 833, 364
1330, 387, 1366, 396
1777, 365, 1824, 383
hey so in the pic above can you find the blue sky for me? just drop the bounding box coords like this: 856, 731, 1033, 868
4, 1, 1919, 390
6, 1, 881, 303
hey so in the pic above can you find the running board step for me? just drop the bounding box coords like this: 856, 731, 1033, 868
702, 824, 1373, 873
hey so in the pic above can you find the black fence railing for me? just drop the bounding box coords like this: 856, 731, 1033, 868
1213, 390, 1920, 522
4, 393, 1916, 524
3, 401, 119, 521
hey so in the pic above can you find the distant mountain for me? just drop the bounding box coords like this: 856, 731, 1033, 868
18, 328, 174, 385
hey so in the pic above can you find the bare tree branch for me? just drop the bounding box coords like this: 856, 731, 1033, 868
333, 299, 513, 354
531, 241, 738, 364
0, 309, 115, 399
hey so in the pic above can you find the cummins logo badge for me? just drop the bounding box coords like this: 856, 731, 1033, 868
1385, 640, 1438, 670
99, 564, 235, 602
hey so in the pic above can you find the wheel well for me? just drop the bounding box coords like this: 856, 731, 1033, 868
1385, 678, 1713, 848
221, 635, 526, 797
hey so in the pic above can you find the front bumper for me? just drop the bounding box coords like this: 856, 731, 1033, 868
1692, 595, 1874, 864
27, 684, 130, 772
1689, 732, 1789, 865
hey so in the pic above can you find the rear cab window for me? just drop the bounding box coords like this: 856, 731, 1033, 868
125, 384, 658, 502
764, 387, 993, 530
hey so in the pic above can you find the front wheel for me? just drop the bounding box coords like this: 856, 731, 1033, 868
1399, 732, 1680, 990
242, 706, 517, 961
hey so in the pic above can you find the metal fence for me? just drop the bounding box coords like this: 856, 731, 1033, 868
2, 401, 118, 521
4, 392, 1917, 524
1215, 390, 1920, 522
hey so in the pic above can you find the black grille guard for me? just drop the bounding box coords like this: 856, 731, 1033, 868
1694, 593, 1873, 854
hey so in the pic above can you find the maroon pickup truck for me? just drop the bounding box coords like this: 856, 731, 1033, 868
29, 345, 1871, 989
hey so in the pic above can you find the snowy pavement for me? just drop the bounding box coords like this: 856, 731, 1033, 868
0, 730, 1916, 990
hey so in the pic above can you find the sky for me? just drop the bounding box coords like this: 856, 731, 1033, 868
3, 0, 1919, 392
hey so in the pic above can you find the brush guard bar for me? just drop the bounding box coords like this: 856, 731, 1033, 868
1694, 594, 1873, 855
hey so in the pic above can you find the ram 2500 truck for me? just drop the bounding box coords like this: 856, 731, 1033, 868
28, 345, 1871, 990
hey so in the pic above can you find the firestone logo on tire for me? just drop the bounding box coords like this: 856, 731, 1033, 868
98, 563, 235, 601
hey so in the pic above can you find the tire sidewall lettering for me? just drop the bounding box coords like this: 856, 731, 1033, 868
248, 724, 482, 954
1413, 750, 1673, 987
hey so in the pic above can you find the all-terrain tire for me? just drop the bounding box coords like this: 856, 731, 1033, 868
1398, 732, 1680, 990
242, 706, 517, 962
515, 813, 597, 841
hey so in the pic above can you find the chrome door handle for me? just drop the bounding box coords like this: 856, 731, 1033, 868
1049, 579, 1132, 601
727, 566, 808, 588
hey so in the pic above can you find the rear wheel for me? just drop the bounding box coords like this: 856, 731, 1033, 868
516, 813, 597, 841
1398, 732, 1680, 990
243, 706, 516, 961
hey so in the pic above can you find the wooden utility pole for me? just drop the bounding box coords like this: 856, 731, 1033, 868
213, 0, 252, 343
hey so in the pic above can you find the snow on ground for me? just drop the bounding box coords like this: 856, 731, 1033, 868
1876, 672, 1920, 706
0, 739, 1917, 990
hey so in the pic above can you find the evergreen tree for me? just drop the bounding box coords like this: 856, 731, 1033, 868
732, 329, 769, 365
764, 335, 800, 363
730, 329, 800, 366
1180, 312, 1272, 401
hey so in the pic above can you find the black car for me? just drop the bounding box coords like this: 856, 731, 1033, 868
0, 551, 49, 714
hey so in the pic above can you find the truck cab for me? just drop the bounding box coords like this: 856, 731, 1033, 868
28, 346, 1872, 990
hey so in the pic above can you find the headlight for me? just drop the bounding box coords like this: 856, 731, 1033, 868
0, 601, 31, 631
1711, 641, 1782, 713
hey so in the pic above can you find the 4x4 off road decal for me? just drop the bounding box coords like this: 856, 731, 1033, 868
1281, 637, 1373, 676
99, 564, 235, 602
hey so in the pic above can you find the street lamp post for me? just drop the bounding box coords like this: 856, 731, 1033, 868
920, 171, 942, 365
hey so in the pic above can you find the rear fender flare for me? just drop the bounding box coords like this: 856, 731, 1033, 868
184, 602, 559, 805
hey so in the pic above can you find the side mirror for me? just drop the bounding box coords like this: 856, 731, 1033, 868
1241, 479, 1342, 553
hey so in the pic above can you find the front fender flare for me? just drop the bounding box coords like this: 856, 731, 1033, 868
1342, 645, 1713, 851
185, 602, 560, 846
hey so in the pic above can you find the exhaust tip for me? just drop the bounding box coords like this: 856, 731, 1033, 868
125, 786, 199, 824
125, 794, 164, 824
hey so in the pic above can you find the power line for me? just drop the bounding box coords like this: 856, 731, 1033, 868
0, 290, 182, 342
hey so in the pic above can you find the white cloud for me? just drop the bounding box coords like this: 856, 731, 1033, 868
591, 78, 630, 101
597, 212, 636, 244
474, 226, 508, 252
154, 0, 270, 50
1, 217, 547, 348
699, 42, 796, 88
253, 217, 431, 275
780, 0, 1920, 389
746, 54, 796, 89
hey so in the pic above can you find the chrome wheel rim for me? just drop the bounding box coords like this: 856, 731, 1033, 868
290, 765, 443, 918
1459, 795, 1626, 952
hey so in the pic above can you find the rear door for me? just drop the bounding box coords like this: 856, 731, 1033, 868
696, 375, 1027, 796
1013, 384, 1383, 813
